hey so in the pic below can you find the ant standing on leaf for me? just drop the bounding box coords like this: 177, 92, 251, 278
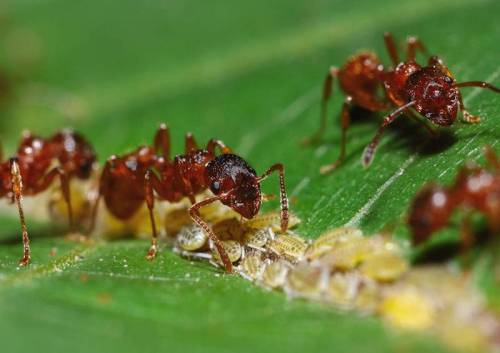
408, 146, 499, 249
302, 33, 500, 173
89, 124, 289, 273
0, 129, 96, 266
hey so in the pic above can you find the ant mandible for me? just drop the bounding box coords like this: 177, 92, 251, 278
408, 146, 499, 248
89, 124, 289, 272
302, 33, 500, 173
0, 129, 96, 266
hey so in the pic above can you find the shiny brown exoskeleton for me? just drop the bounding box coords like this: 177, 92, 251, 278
0, 129, 96, 266
90, 124, 289, 272
408, 146, 499, 247
303, 33, 500, 173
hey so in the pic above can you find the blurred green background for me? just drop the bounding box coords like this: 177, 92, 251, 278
0, 0, 499, 352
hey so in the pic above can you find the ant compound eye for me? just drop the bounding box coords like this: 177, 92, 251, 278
211, 181, 221, 193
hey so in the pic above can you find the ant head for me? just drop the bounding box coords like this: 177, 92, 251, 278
54, 130, 96, 179
405, 65, 460, 126
205, 154, 261, 219
408, 184, 454, 245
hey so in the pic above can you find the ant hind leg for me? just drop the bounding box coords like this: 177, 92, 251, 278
10, 158, 30, 266
406, 36, 428, 61
145, 170, 160, 260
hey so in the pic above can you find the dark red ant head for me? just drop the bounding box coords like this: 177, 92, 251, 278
205, 154, 261, 219
405, 66, 459, 126
51, 130, 96, 179
408, 184, 454, 245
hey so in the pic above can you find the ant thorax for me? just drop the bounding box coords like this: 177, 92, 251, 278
382, 61, 421, 106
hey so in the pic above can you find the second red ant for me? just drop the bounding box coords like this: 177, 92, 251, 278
89, 124, 290, 272
303, 33, 500, 173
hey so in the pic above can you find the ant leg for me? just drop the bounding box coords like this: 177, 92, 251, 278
362, 101, 416, 167
384, 32, 400, 66
185, 132, 199, 153
257, 164, 289, 232
406, 36, 428, 61
320, 96, 353, 174
144, 170, 159, 260
88, 157, 115, 234
189, 196, 233, 272
456, 81, 500, 124
153, 123, 170, 159
301, 67, 339, 146
207, 139, 231, 156
10, 159, 30, 267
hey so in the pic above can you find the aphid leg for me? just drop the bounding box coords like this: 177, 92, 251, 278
320, 96, 353, 174
301, 66, 339, 146
10, 158, 30, 266
257, 164, 289, 232
362, 101, 416, 167
189, 196, 233, 272
207, 139, 231, 155
456, 81, 500, 124
153, 123, 170, 159
383, 32, 400, 66
185, 132, 199, 153
405, 36, 428, 61
144, 170, 159, 260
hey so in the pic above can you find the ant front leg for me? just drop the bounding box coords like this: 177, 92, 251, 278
207, 139, 231, 155
189, 196, 233, 272
144, 170, 160, 260
456, 81, 500, 124
320, 95, 353, 174
383, 32, 400, 67
405, 36, 428, 62
9, 158, 30, 266
153, 123, 171, 159
301, 67, 339, 146
185, 133, 199, 153
362, 101, 416, 167
257, 163, 289, 232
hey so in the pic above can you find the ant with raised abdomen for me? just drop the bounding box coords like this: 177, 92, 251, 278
302, 33, 500, 173
89, 124, 289, 272
0, 129, 96, 266
408, 146, 499, 248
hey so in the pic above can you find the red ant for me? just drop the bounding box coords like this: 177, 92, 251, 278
89, 124, 289, 272
302, 33, 500, 173
408, 146, 499, 248
0, 129, 96, 266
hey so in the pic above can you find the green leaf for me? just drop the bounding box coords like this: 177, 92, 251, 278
1, 0, 498, 352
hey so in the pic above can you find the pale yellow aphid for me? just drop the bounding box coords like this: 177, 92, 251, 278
326, 272, 361, 307
213, 218, 246, 242
267, 234, 308, 262
305, 227, 363, 260
164, 207, 192, 236
318, 236, 372, 270
360, 252, 408, 282
212, 240, 243, 265
243, 211, 300, 232
177, 224, 208, 251
285, 262, 328, 299
353, 279, 380, 313
238, 252, 265, 281
260, 260, 290, 289
242, 227, 273, 249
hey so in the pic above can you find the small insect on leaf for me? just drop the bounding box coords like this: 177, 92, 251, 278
242, 227, 274, 249
360, 252, 408, 282
267, 234, 308, 263
211, 240, 243, 266
326, 272, 363, 308
305, 227, 363, 260
238, 252, 265, 281
284, 262, 329, 299
243, 211, 301, 232
259, 260, 290, 289
177, 224, 208, 251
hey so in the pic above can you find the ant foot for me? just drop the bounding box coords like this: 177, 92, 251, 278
146, 245, 158, 260
462, 110, 481, 124
18, 255, 30, 267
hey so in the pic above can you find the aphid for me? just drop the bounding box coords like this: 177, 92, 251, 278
327, 272, 363, 308
305, 227, 363, 260
211, 240, 243, 266
284, 262, 329, 299
260, 260, 290, 289
360, 252, 408, 282
303, 32, 500, 173
242, 227, 273, 249
243, 211, 300, 232
238, 252, 265, 281
0, 129, 96, 266
176, 224, 208, 251
90, 124, 290, 272
408, 146, 499, 247
267, 234, 308, 263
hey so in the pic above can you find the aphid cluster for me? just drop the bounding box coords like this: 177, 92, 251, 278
408, 146, 499, 247
303, 32, 500, 173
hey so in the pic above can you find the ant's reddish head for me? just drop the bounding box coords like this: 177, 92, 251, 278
408, 184, 455, 245
405, 67, 459, 126
205, 154, 261, 219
